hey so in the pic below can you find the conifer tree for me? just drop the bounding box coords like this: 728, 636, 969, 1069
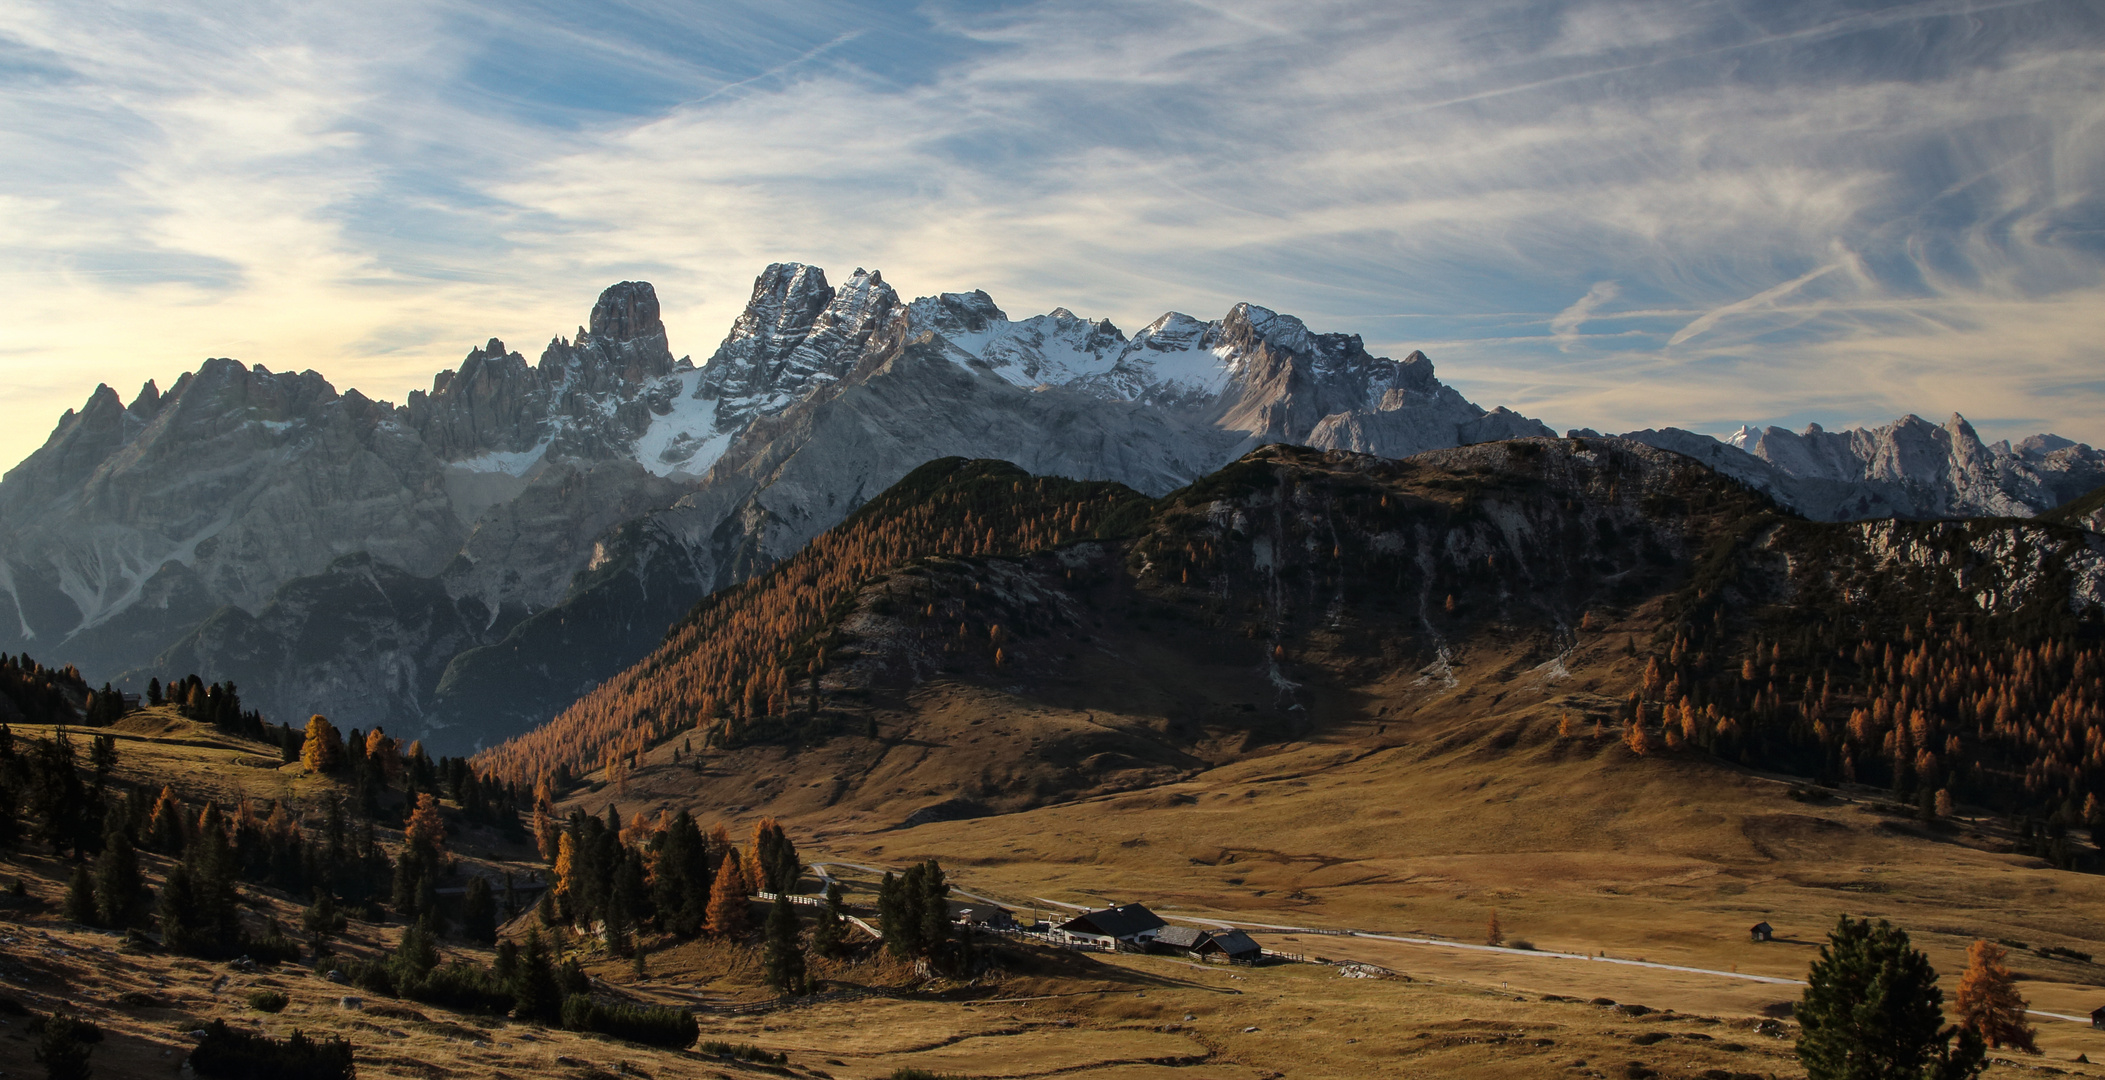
1486, 910, 1504, 947
300, 715, 344, 773
404, 792, 447, 857
1955, 940, 2036, 1052
31, 727, 88, 858
391, 918, 439, 987
0, 774, 17, 849
1796, 915, 1985, 1080
553, 831, 578, 921
763, 893, 808, 994
513, 928, 561, 1023
916, 860, 950, 956
64, 864, 96, 924
650, 810, 710, 936
93, 826, 148, 928
607, 854, 648, 954
182, 804, 242, 956
146, 786, 185, 854
462, 876, 497, 945
303, 888, 346, 956
811, 881, 848, 959
33, 1006, 98, 1080
706, 849, 751, 936
157, 862, 203, 955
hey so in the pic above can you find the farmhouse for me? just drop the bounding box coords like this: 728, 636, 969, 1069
1055, 903, 1166, 947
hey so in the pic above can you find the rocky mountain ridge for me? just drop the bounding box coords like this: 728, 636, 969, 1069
477, 441, 2105, 834
3, 263, 2100, 754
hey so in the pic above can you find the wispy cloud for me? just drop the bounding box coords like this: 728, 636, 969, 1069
0, 0, 2101, 470
1551, 281, 1620, 349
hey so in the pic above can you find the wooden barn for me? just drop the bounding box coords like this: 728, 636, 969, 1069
1149, 925, 1211, 955
1193, 929, 1263, 963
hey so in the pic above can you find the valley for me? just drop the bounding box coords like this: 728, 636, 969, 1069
3, 437, 2104, 1079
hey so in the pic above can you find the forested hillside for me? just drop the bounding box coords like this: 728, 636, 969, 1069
477, 439, 2105, 832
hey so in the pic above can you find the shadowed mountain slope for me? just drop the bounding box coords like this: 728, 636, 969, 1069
478, 438, 2105, 831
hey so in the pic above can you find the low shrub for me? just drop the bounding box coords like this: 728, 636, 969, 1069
402, 964, 515, 1015
560, 994, 697, 1048
331, 957, 396, 997
189, 1020, 353, 1080
32, 1008, 103, 1080
245, 921, 303, 965
699, 1040, 787, 1064
888, 1070, 968, 1080
246, 989, 289, 1013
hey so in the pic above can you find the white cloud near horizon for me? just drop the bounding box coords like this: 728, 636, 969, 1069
0, 0, 2101, 471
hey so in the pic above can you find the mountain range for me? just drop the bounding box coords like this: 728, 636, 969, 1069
2, 263, 2100, 754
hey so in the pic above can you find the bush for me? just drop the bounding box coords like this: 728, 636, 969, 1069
402, 964, 515, 1015
246, 920, 303, 964
332, 957, 396, 997
189, 1020, 354, 1080
32, 1008, 103, 1080
699, 1040, 787, 1064
246, 989, 289, 1013
888, 1070, 967, 1080
560, 994, 697, 1048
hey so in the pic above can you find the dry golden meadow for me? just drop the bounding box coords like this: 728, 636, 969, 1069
6, 617, 2104, 1079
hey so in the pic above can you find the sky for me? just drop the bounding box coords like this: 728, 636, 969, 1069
1, 0, 2101, 471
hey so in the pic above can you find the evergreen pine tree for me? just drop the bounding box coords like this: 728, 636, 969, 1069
877, 870, 910, 957
303, 888, 346, 956
32, 1006, 99, 1080
31, 728, 87, 858
1796, 915, 1986, 1080
1955, 940, 2037, 1052
184, 804, 243, 956
493, 938, 520, 986
89, 733, 117, 775
763, 893, 808, 994
462, 876, 498, 945
915, 860, 950, 961
64, 863, 97, 924
93, 826, 149, 928
0, 777, 18, 848
513, 928, 561, 1024
811, 881, 848, 959
157, 863, 202, 955
391, 918, 440, 988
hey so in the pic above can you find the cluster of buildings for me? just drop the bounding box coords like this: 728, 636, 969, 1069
955, 900, 1262, 963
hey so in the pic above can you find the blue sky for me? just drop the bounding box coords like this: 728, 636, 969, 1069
1, 0, 2101, 469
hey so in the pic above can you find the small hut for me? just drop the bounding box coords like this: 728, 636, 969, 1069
957, 906, 1016, 931
1193, 929, 1263, 963
2090, 1004, 2105, 1030
1149, 925, 1211, 955
1750, 922, 1774, 942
